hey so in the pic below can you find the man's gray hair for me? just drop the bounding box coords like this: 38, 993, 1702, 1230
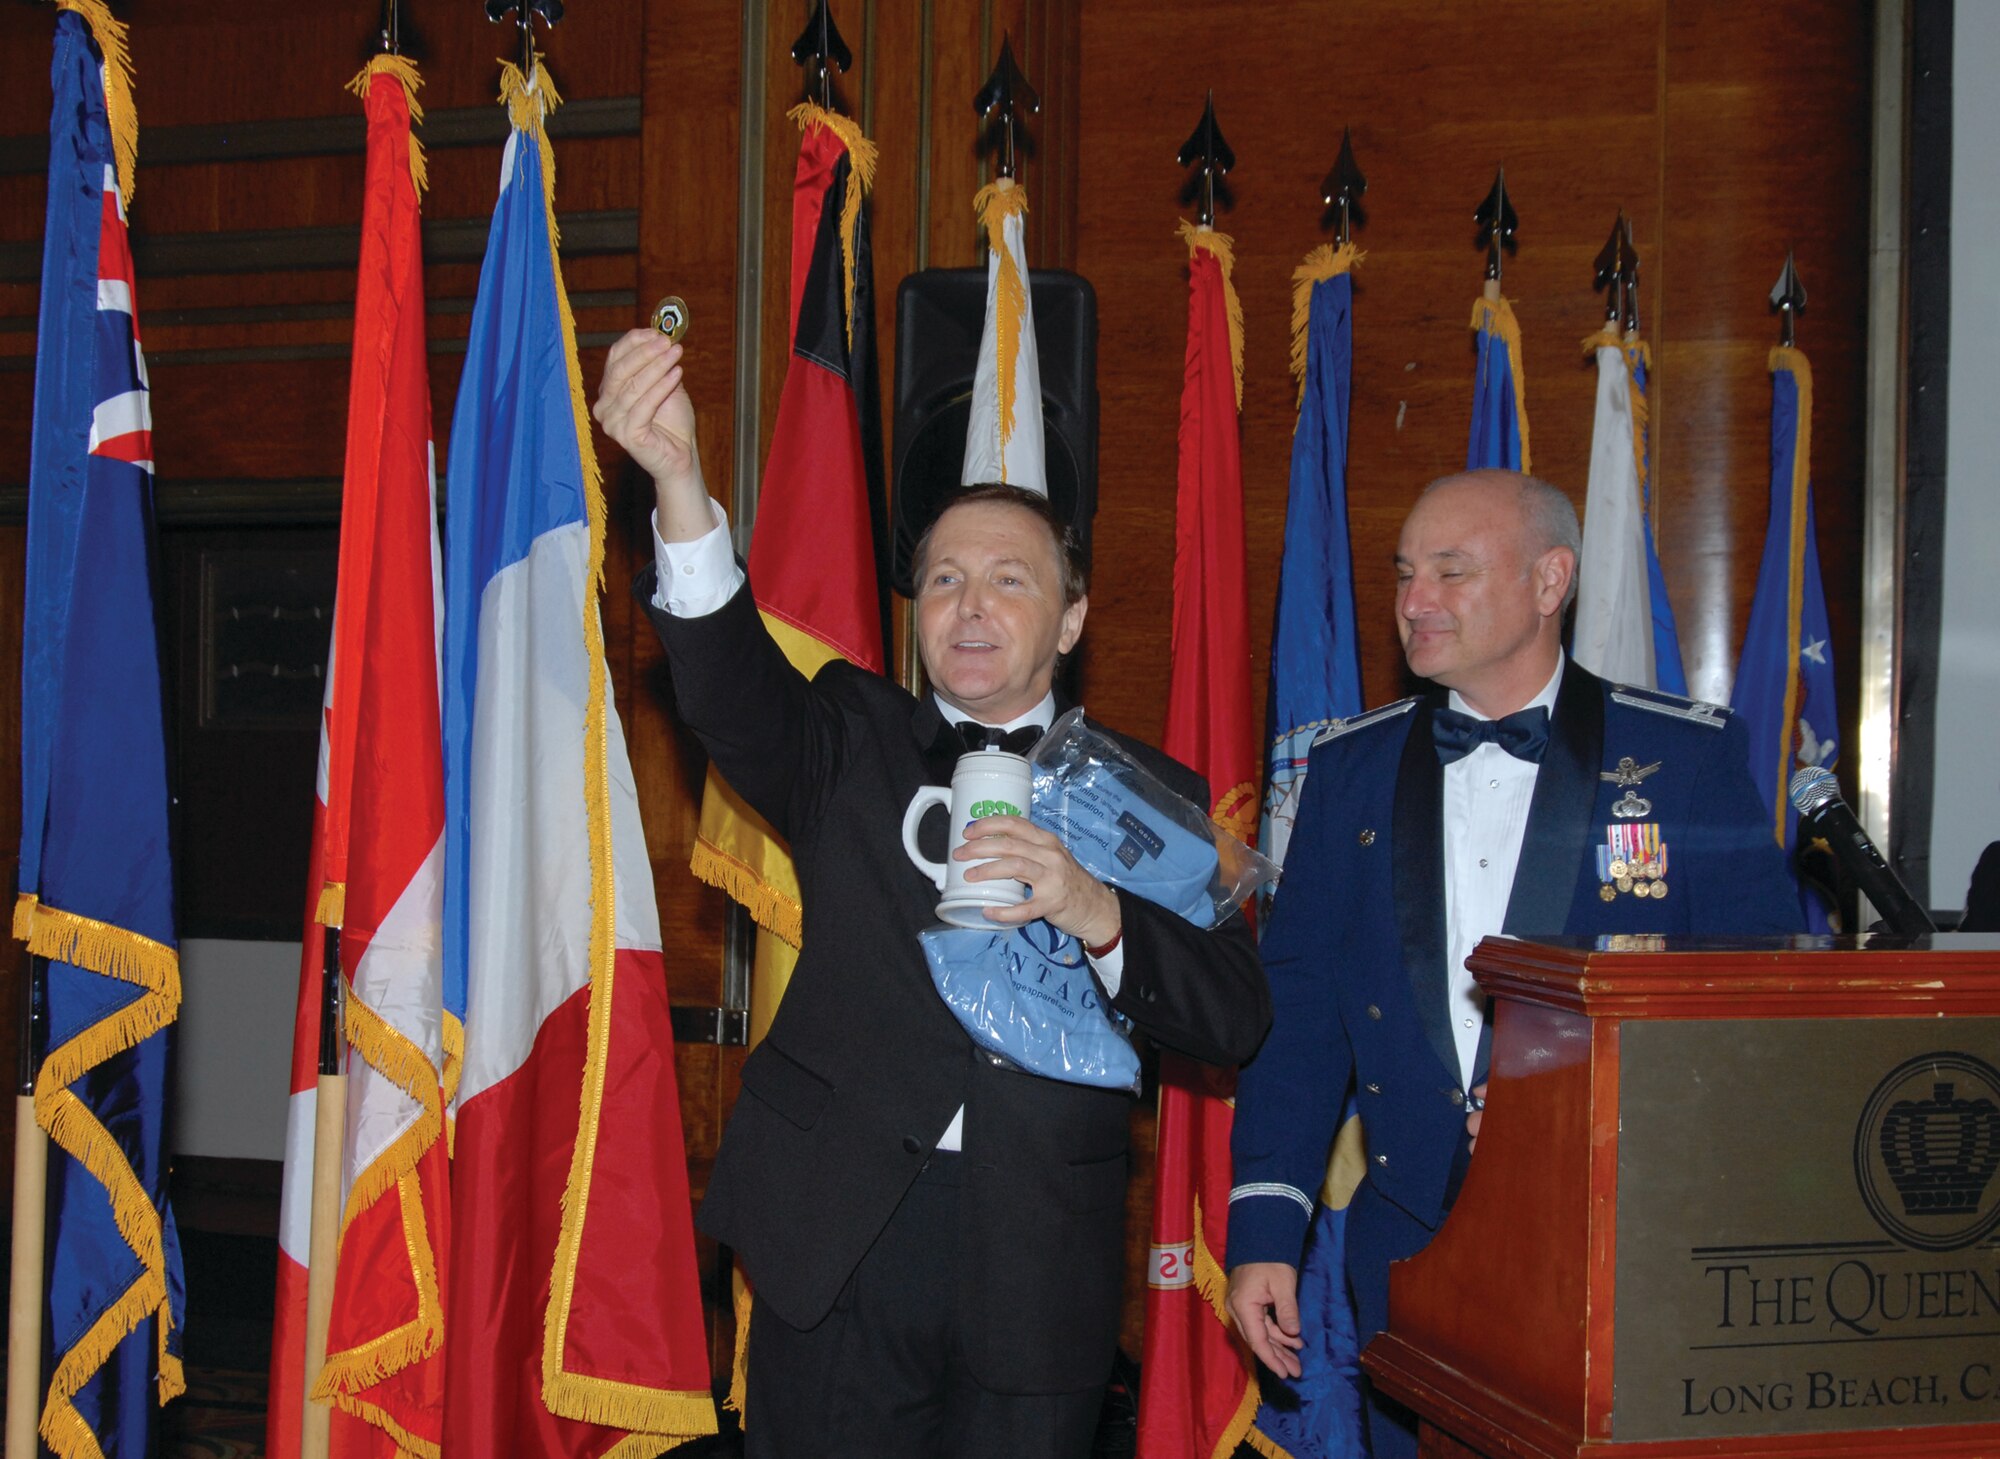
1421, 469, 1580, 612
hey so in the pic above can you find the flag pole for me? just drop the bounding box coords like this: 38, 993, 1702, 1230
300, 927, 344, 1459
5, 957, 47, 1459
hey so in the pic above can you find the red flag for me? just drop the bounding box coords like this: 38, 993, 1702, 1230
267, 55, 449, 1459
1140, 221, 1262, 1458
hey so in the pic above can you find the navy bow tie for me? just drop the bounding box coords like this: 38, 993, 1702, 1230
956, 721, 1044, 756
1432, 705, 1550, 765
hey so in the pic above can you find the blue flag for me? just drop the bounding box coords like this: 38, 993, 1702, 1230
1733, 346, 1837, 930
1262, 247, 1364, 868
1467, 293, 1528, 472
14, 7, 185, 1454
1627, 342, 1689, 695
1250, 245, 1370, 1459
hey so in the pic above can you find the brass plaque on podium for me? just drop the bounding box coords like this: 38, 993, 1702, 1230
1613, 1018, 2000, 1439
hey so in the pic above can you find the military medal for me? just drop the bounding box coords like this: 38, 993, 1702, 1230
651, 295, 689, 341
1601, 821, 1672, 901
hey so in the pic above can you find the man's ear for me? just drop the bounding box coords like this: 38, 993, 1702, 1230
1535, 548, 1576, 617
1058, 594, 1088, 655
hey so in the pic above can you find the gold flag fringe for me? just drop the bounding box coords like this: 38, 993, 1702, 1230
56, 0, 138, 207
1289, 242, 1360, 408
788, 103, 878, 354
1624, 336, 1653, 514
314, 881, 346, 928
508, 54, 716, 1444
1180, 220, 1245, 412
725, 1265, 752, 1417
332, 994, 445, 1221
1212, 1374, 1262, 1459
18, 893, 183, 1453
974, 179, 1031, 468
1189, 1191, 1263, 1457
312, 1174, 444, 1441
1768, 344, 1814, 849
348, 54, 429, 199
689, 841, 804, 948
1244, 1421, 1304, 1459
1470, 294, 1531, 473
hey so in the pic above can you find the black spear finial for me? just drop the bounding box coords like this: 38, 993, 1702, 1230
1770, 250, 1807, 348
1321, 127, 1367, 244
1593, 211, 1626, 325
1176, 91, 1235, 229
790, 0, 853, 112
1474, 166, 1518, 283
486, 0, 561, 76
973, 33, 1040, 181
1620, 214, 1642, 334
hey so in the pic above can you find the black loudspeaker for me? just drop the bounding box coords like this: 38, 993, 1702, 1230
890, 268, 1098, 597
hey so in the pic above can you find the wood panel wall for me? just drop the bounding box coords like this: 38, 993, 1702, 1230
0, 0, 1875, 1376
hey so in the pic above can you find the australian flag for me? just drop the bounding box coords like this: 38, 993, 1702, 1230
1733, 345, 1838, 931
15, 6, 185, 1455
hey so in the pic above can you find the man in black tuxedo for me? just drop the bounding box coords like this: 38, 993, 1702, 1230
594, 331, 1269, 1459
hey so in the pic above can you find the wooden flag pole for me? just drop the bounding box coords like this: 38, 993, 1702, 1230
6, 958, 48, 1459
300, 928, 345, 1459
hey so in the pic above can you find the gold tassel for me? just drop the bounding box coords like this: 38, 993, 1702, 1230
315, 881, 346, 928
348, 54, 428, 199
1471, 294, 1531, 473
57, 0, 138, 208
1180, 220, 1245, 412
788, 103, 878, 355
1289, 242, 1359, 408
974, 179, 1031, 471
689, 841, 804, 948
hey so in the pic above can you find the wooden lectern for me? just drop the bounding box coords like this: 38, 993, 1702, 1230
1363, 934, 2000, 1459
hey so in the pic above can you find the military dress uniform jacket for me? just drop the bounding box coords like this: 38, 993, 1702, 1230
1227, 662, 1804, 1281
642, 571, 1270, 1395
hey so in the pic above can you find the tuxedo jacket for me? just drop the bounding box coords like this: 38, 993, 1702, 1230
1227, 664, 1804, 1290
643, 573, 1269, 1394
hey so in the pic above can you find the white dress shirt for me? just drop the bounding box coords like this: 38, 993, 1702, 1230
650, 512, 1123, 1153
1439, 654, 1565, 1091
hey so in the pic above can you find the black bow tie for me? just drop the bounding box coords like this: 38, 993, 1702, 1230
1432, 705, 1550, 765
955, 720, 1044, 756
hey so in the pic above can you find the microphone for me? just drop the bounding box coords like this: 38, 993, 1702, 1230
1788, 767, 1937, 936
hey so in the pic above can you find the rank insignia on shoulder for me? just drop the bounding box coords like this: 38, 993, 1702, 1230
1610, 686, 1730, 729
1312, 697, 1419, 747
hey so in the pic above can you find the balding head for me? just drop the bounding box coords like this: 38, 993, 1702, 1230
1395, 470, 1578, 717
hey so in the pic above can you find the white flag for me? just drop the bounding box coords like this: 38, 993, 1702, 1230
961, 178, 1047, 493
1573, 338, 1656, 687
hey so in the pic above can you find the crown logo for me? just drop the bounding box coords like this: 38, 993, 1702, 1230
1879, 1081, 2000, 1216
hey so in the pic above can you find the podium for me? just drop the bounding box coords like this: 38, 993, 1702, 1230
1362, 934, 2000, 1459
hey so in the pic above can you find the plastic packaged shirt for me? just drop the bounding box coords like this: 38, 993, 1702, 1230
1029, 708, 1279, 928
916, 708, 1280, 1094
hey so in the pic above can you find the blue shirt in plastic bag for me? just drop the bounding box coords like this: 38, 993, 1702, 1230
920, 920, 1141, 1092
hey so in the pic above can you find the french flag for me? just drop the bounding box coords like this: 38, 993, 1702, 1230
438, 60, 714, 1454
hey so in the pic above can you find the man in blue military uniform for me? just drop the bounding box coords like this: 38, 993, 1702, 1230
1225, 469, 1803, 1459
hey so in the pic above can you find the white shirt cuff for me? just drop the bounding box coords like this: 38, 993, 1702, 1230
1088, 940, 1125, 998
650, 501, 743, 616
